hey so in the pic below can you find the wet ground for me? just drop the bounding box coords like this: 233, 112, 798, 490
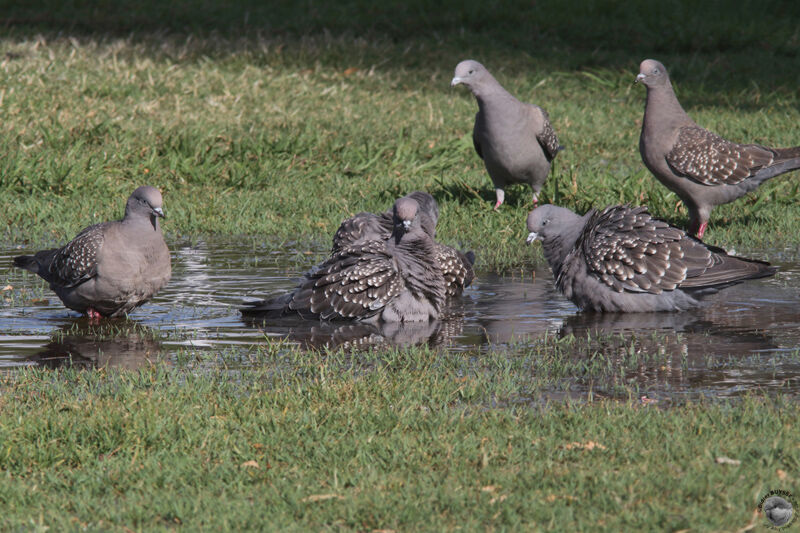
2, 236, 800, 400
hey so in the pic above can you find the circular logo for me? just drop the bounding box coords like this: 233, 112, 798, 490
759, 490, 796, 529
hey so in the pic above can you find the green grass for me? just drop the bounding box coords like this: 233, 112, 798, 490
1, 1, 799, 269
2, 2, 800, 530
0, 361, 796, 531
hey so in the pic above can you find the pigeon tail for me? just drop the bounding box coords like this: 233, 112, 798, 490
773, 145, 800, 160
751, 156, 800, 187
240, 293, 294, 318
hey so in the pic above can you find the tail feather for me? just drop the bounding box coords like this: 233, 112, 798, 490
753, 156, 800, 185
240, 292, 293, 318
681, 252, 777, 290
773, 146, 800, 160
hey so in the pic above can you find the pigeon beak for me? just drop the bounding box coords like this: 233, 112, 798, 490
153, 207, 165, 218
634, 73, 646, 84
450, 77, 462, 87
402, 220, 412, 231
525, 232, 539, 245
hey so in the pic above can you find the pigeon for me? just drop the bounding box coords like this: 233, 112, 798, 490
241, 197, 446, 322
331, 191, 475, 297
451, 59, 563, 210
636, 59, 800, 238
525, 204, 777, 312
331, 191, 440, 250
13, 186, 171, 319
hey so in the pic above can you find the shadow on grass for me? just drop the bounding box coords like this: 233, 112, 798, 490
2, 0, 799, 94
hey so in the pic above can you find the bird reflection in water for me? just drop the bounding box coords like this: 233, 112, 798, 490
28, 321, 164, 369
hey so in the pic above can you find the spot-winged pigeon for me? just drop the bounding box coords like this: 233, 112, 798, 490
526, 204, 777, 312
13, 186, 171, 318
452, 60, 563, 210
636, 59, 800, 238
331, 191, 475, 297
241, 197, 446, 322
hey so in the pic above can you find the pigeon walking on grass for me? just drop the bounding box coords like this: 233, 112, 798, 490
636, 59, 800, 238
451, 60, 563, 210
332, 191, 475, 297
13, 186, 172, 319
241, 197, 446, 322
525, 204, 776, 312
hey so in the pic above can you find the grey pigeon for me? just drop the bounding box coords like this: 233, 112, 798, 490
525, 204, 776, 312
331, 191, 475, 297
13, 186, 171, 319
636, 59, 800, 238
452, 59, 563, 210
241, 197, 446, 322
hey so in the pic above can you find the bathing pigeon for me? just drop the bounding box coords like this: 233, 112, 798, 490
525, 204, 777, 312
13, 186, 171, 318
452, 59, 563, 210
331, 191, 475, 296
241, 197, 446, 322
636, 59, 800, 238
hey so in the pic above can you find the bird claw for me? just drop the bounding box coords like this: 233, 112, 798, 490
86, 308, 103, 321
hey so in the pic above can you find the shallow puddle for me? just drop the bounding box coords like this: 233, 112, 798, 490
2, 237, 800, 400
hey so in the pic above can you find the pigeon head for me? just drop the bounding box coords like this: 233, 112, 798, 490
391, 197, 423, 243
451, 60, 490, 90
526, 204, 573, 244
126, 186, 166, 224
635, 59, 670, 87
404, 191, 439, 226
393, 197, 419, 229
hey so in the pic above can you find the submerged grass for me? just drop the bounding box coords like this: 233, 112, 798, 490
0, 363, 797, 531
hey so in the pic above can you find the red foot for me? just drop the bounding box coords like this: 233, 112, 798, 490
696, 222, 708, 239
493, 200, 502, 210
86, 307, 103, 321
689, 219, 708, 239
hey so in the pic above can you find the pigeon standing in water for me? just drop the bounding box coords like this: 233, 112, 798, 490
13, 186, 172, 319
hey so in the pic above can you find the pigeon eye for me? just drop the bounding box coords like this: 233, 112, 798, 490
542, 219, 549, 226
468, 69, 474, 75
652, 68, 659, 74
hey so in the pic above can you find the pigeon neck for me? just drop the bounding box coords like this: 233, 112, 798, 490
542, 213, 588, 278
643, 81, 692, 131
122, 212, 161, 232
473, 76, 513, 106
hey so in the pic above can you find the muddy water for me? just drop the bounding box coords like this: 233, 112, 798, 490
2, 237, 800, 399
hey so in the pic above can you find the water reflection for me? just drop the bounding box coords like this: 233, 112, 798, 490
242, 316, 454, 350
2, 237, 800, 398
26, 322, 163, 369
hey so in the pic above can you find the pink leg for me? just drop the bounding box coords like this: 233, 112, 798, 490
493, 188, 505, 211
86, 307, 103, 321
696, 222, 708, 239
688, 217, 708, 239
